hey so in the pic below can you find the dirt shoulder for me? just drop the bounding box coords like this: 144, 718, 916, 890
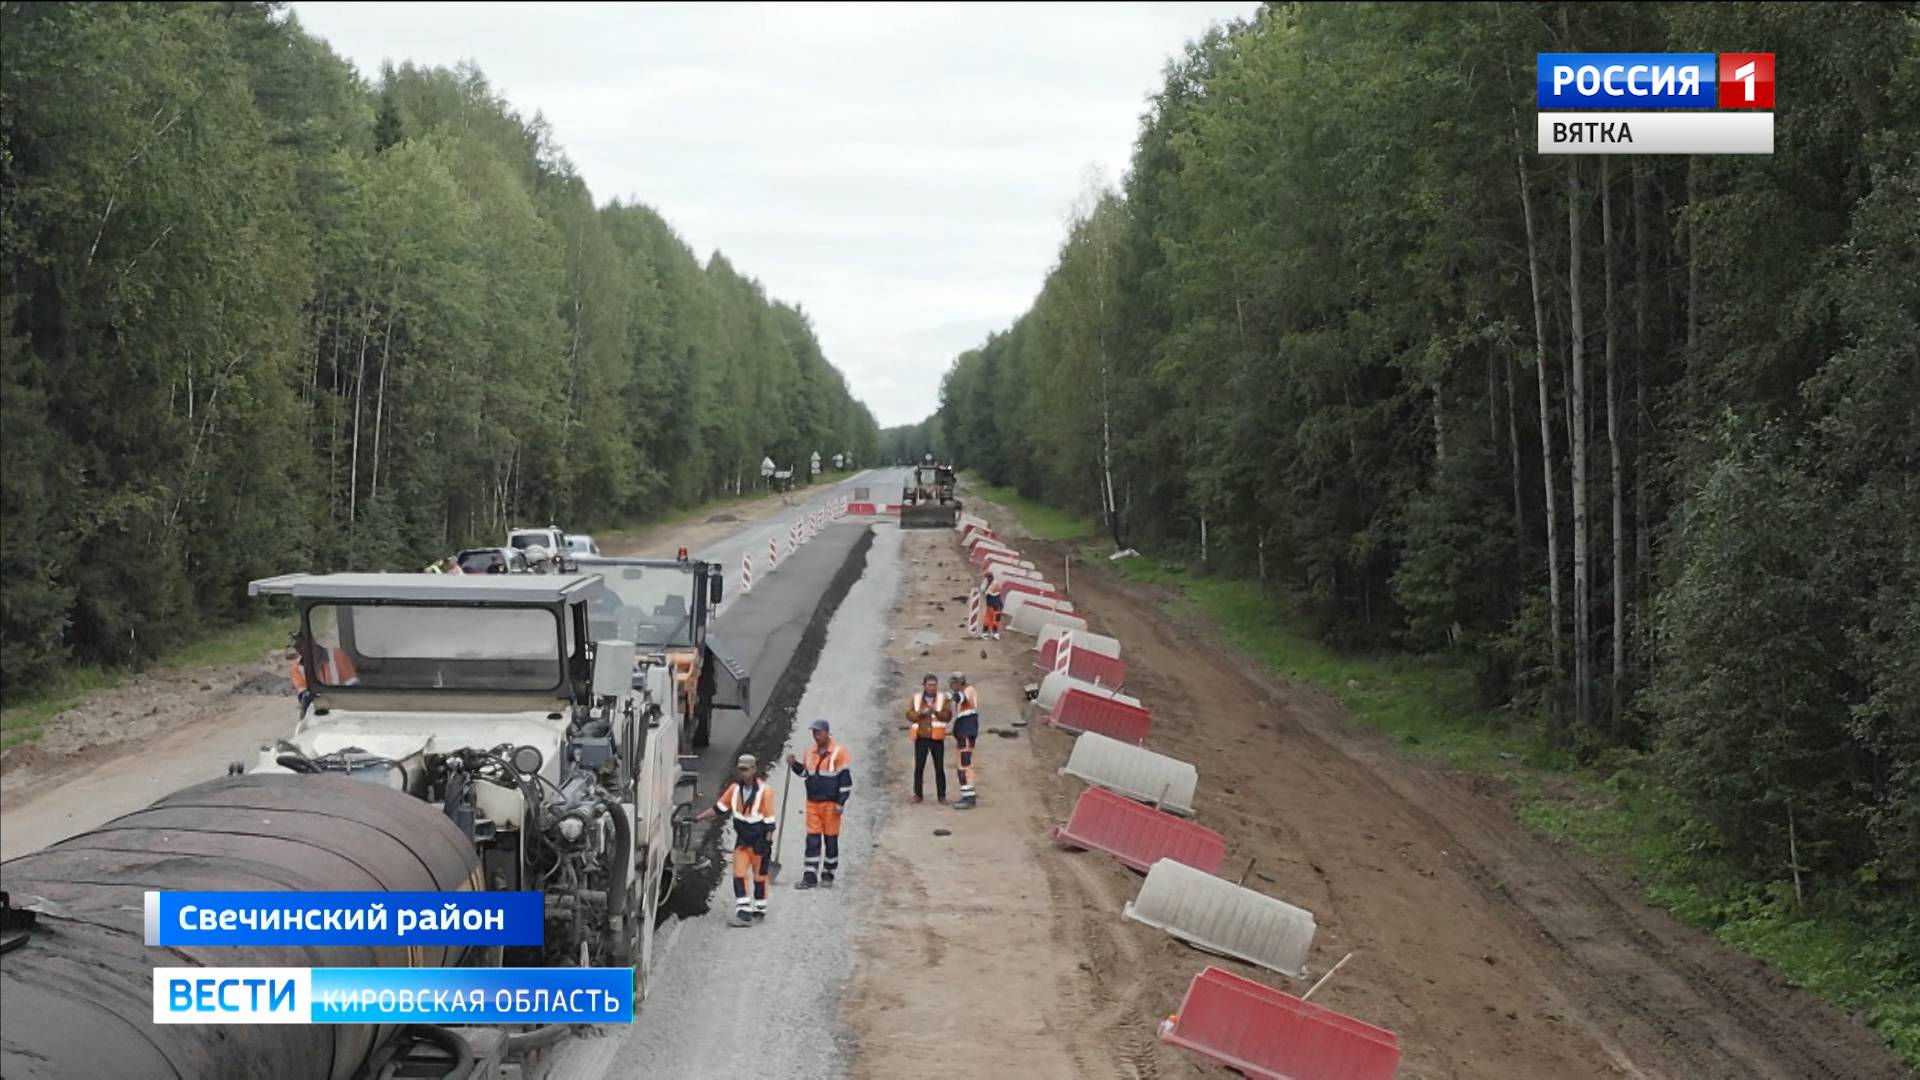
841, 527, 1138, 1078
843, 494, 1908, 1080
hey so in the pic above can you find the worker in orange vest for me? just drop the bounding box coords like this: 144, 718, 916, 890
980, 574, 1005, 638
696, 754, 777, 926
948, 672, 980, 809
904, 673, 952, 804
289, 634, 359, 691
786, 719, 852, 889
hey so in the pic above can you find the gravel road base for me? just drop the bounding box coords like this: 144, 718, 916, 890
552, 525, 906, 1080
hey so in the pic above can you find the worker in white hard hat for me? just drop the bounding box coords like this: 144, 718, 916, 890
786, 719, 852, 889
696, 754, 777, 925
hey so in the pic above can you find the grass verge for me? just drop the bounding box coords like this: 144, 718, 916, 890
1, 613, 289, 750
1015, 532, 1920, 1067
961, 475, 1095, 541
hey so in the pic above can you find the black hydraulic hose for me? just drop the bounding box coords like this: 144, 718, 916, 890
380, 1025, 475, 1080
503, 1023, 575, 1055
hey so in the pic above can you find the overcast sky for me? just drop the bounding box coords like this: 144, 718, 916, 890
287, 1, 1258, 426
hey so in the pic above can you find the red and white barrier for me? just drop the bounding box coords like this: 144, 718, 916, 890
768, 537, 778, 569
1159, 967, 1401, 1080
1048, 688, 1153, 744
1053, 786, 1226, 876
967, 588, 983, 637
741, 551, 754, 594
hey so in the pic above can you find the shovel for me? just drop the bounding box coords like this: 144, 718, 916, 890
765, 765, 794, 884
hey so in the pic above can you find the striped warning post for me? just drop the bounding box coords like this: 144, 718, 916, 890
741, 551, 753, 594
768, 537, 778, 569
967, 588, 983, 637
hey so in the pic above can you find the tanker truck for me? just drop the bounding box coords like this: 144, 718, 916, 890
240, 571, 705, 989
1, 773, 507, 1079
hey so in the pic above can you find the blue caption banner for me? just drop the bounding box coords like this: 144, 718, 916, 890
145, 891, 545, 947
153, 966, 635, 1025
310, 967, 632, 1024
1538, 53, 1716, 109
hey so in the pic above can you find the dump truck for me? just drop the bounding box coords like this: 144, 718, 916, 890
901, 461, 961, 528
240, 571, 723, 996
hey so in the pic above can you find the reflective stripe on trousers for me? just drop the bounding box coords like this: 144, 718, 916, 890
956, 734, 977, 795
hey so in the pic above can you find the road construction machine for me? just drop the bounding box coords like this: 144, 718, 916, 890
564, 550, 750, 753
240, 570, 739, 998
901, 457, 961, 528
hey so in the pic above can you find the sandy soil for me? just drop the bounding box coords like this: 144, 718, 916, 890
843, 495, 1910, 1080
841, 527, 1135, 1078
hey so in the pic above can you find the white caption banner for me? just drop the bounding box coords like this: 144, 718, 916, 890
1538, 112, 1772, 155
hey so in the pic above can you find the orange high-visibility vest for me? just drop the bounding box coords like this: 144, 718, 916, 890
716, 778, 778, 824
904, 692, 951, 740
951, 685, 979, 723
295, 647, 359, 689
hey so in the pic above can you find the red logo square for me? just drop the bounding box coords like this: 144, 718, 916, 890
1718, 53, 1775, 109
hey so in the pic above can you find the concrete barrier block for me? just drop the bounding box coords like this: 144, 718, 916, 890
1059, 731, 1197, 814
1038, 627, 1121, 662
1008, 602, 1084, 638
1005, 592, 1073, 618
1036, 670, 1141, 713
1123, 859, 1318, 979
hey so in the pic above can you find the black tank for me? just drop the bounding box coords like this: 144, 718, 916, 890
1, 773, 482, 1080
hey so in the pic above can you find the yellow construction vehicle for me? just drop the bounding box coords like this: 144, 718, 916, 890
901, 454, 961, 529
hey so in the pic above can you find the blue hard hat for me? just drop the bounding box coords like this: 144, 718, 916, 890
809, 719, 831, 732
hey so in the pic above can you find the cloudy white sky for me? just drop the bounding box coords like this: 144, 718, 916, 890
288, 1, 1258, 426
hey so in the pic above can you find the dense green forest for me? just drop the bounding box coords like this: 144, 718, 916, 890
876, 419, 946, 464
0, 2, 879, 692
936, 1, 1917, 922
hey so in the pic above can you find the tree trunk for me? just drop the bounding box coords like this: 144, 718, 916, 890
1432, 381, 1447, 464
371, 312, 395, 506
1516, 149, 1565, 712
1508, 349, 1527, 554
1603, 157, 1626, 739
1101, 373, 1121, 548
1633, 161, 1653, 669
1686, 158, 1700, 371
1567, 157, 1592, 736
347, 307, 371, 525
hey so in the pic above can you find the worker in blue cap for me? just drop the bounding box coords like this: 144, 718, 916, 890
786, 718, 853, 888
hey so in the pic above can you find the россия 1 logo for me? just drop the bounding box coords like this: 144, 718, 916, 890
1536, 52, 1774, 155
